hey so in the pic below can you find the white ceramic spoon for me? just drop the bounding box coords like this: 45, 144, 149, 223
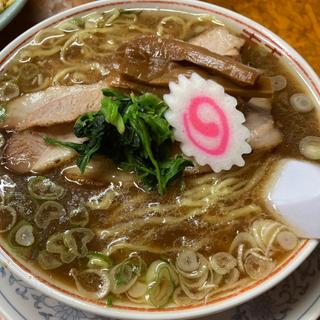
265, 159, 320, 238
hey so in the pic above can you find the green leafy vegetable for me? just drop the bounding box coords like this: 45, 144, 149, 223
101, 97, 125, 134
106, 295, 113, 307
44, 112, 107, 173
45, 89, 192, 194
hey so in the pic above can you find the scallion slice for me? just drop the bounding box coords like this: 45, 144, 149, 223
37, 250, 62, 270
63, 228, 94, 257
8, 220, 35, 257
109, 255, 145, 294
87, 251, 113, 269
146, 260, 175, 307
28, 176, 65, 200
15, 224, 35, 247
71, 268, 110, 300
34, 201, 66, 229
46, 232, 76, 264
0, 205, 16, 233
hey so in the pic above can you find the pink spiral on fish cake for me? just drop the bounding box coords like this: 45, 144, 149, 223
183, 96, 230, 156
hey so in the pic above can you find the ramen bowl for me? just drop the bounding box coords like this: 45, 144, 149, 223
0, 0, 319, 319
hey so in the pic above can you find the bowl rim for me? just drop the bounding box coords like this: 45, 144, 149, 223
0, 0, 319, 319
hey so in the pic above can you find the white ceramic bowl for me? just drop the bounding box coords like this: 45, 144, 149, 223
0, 1, 319, 319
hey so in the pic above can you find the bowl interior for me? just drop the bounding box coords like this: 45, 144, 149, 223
0, 1, 319, 319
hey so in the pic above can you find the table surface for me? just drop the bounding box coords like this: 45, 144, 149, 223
0, 0, 319, 75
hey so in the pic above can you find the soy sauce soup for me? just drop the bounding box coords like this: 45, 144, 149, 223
0, 8, 318, 308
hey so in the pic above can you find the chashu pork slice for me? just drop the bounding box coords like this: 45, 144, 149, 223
1, 82, 107, 131
245, 110, 283, 150
62, 155, 135, 187
3, 126, 83, 174
188, 26, 245, 57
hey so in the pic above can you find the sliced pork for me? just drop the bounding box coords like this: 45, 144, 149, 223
188, 27, 245, 57
3, 126, 82, 174
247, 97, 272, 111
62, 155, 135, 187
1, 82, 107, 131
245, 110, 283, 150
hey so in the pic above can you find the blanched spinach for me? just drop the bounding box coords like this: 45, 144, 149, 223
45, 89, 192, 194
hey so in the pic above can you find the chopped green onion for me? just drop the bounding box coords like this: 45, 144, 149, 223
209, 252, 237, 275
28, 176, 65, 200
37, 250, 62, 270
146, 260, 175, 307
276, 230, 298, 251
126, 280, 147, 304
299, 136, 320, 160
176, 250, 199, 273
290, 93, 314, 113
0, 205, 17, 233
270, 75, 287, 91
109, 255, 145, 294
15, 224, 34, 247
69, 206, 89, 227
244, 254, 275, 280
87, 251, 113, 269
34, 201, 66, 229
63, 228, 94, 257
70, 268, 110, 300
46, 232, 76, 264
224, 268, 240, 284
8, 220, 35, 257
